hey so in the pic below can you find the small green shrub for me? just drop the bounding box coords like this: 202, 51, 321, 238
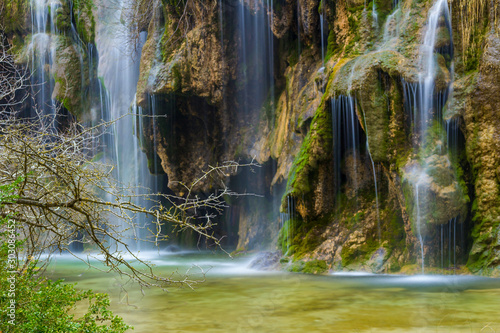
0, 181, 132, 333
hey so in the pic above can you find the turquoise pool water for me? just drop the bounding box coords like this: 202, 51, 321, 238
46, 252, 500, 332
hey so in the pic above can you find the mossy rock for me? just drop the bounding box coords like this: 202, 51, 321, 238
72, 0, 96, 44
51, 35, 88, 117
0, 0, 29, 35
288, 259, 328, 274
284, 100, 332, 200
54, 2, 72, 32
401, 153, 469, 233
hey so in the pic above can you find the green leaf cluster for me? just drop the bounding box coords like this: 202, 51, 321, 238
0, 180, 132, 333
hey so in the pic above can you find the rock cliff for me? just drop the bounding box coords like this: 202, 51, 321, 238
3, 0, 498, 274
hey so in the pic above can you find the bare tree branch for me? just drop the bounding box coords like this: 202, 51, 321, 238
0, 28, 260, 289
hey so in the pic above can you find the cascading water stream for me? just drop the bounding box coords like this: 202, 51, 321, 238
29, 0, 58, 123
441, 224, 444, 269
319, 2, 326, 69
372, 1, 378, 28
95, 0, 159, 251
407, 0, 454, 273
361, 109, 381, 243
235, 0, 283, 251
266, 0, 275, 117
415, 182, 425, 273
333, 61, 381, 241
331, 95, 362, 217
454, 217, 458, 269
297, 1, 301, 55
287, 195, 295, 255
381, 5, 401, 46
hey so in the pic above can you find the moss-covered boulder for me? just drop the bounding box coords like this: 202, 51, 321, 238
402, 153, 468, 229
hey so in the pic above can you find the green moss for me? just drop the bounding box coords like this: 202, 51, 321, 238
288, 260, 305, 272
162, 0, 188, 16
342, 4, 366, 57
278, 211, 331, 260
288, 260, 328, 274
383, 209, 406, 252
286, 40, 300, 67
372, 0, 394, 25
10, 33, 26, 57
72, 0, 96, 44
279, 257, 290, 264
342, 211, 365, 228
456, 1, 489, 73
357, 72, 394, 162
172, 63, 182, 92
54, 2, 71, 31
419, 120, 446, 160
454, 163, 470, 207
303, 260, 328, 274
325, 28, 339, 62
347, 5, 364, 13
285, 102, 332, 199
278, 217, 303, 255
341, 237, 379, 267
260, 86, 280, 127
0, 0, 28, 35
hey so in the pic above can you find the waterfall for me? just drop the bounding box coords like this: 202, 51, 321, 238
234, 0, 282, 251
439, 216, 463, 271
415, 183, 425, 273
287, 195, 295, 255
361, 109, 381, 243
236, 0, 273, 113
320, 14, 325, 67
445, 118, 461, 159
266, 0, 275, 116
419, 0, 453, 129
372, 0, 379, 28
441, 224, 444, 269
331, 95, 362, 211
29, 0, 57, 122
95, 0, 159, 251
381, 6, 401, 45
404, 0, 454, 273
297, 1, 301, 57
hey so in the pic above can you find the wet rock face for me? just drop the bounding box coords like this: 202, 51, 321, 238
136, 1, 228, 108
343, 152, 374, 199
248, 251, 282, 270
462, 30, 500, 271
128, 0, 499, 271
51, 36, 88, 116
270, 0, 295, 38
0, 0, 30, 37
298, 0, 320, 44
137, 0, 324, 217
280, 0, 490, 272
402, 155, 468, 229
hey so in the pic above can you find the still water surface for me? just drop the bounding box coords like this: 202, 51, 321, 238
46, 252, 500, 332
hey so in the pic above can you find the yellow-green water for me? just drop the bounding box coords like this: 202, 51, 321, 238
46, 252, 500, 332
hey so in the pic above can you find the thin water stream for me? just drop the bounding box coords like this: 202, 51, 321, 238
47, 253, 500, 332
